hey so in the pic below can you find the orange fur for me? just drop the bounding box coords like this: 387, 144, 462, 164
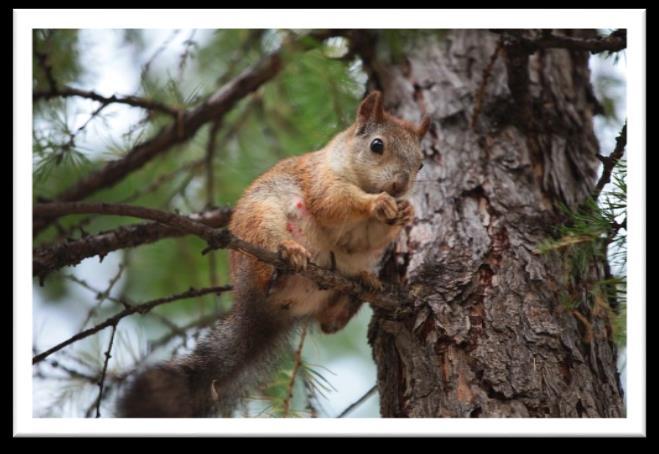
228, 91, 430, 329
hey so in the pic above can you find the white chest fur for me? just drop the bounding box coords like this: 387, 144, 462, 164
271, 191, 398, 317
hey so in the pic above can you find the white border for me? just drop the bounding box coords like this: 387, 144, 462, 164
14, 9, 646, 436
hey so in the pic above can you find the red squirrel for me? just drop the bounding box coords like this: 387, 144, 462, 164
118, 91, 430, 417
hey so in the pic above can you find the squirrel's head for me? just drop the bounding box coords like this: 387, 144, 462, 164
342, 91, 430, 199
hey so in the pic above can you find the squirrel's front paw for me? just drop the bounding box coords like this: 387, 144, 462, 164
394, 200, 415, 226
371, 193, 398, 223
278, 240, 311, 272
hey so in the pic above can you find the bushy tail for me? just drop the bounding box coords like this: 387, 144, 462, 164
117, 294, 293, 418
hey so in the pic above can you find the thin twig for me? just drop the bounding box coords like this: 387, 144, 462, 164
148, 312, 220, 353
33, 87, 180, 117
32, 285, 233, 364
337, 385, 378, 418
94, 322, 118, 418
76, 262, 127, 331
282, 322, 308, 417
141, 29, 180, 82
594, 122, 627, 199
177, 30, 198, 84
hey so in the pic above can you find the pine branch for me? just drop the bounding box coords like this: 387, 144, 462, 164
33, 207, 232, 280
94, 322, 117, 418
34, 202, 411, 315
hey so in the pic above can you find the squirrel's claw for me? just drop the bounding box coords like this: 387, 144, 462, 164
278, 240, 311, 272
394, 199, 415, 226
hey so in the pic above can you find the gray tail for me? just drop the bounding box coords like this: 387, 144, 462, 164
117, 296, 293, 417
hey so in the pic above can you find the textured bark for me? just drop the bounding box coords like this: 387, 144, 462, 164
366, 30, 624, 417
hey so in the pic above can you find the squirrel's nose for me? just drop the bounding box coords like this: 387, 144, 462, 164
388, 172, 409, 197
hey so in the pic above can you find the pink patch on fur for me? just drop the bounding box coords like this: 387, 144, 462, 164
296, 201, 304, 209
286, 222, 294, 233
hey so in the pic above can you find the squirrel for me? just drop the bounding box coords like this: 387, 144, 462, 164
117, 90, 430, 417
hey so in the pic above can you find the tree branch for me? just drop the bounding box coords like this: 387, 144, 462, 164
32, 285, 233, 364
33, 207, 232, 280
494, 29, 627, 54
94, 322, 117, 418
34, 201, 231, 246
337, 385, 377, 417
34, 202, 412, 315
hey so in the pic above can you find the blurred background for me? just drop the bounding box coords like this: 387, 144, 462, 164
32, 29, 626, 417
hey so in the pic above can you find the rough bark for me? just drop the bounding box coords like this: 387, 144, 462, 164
367, 30, 624, 417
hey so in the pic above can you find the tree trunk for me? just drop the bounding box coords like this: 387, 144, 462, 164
366, 30, 624, 417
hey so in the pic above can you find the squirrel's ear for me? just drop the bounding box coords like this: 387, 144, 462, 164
357, 91, 384, 126
416, 115, 431, 140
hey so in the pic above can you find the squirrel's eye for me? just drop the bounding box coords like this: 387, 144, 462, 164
418, 162, 424, 171
370, 138, 384, 154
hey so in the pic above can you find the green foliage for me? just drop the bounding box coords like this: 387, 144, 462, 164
33, 100, 93, 190
538, 158, 627, 345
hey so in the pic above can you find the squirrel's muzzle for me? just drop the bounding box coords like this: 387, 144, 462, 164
386, 172, 410, 198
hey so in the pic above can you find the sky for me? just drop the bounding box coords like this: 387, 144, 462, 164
32, 29, 627, 418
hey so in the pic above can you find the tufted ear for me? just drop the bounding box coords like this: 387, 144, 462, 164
416, 115, 431, 140
356, 91, 384, 128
